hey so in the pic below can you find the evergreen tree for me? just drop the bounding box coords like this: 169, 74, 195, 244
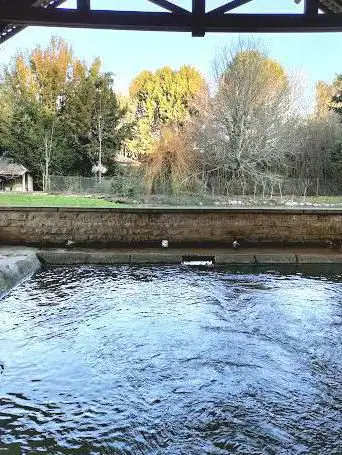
61, 59, 131, 179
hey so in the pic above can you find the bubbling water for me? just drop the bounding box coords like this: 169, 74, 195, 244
1, 264, 342, 454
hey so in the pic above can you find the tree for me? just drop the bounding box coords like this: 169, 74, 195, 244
290, 114, 342, 196
2, 37, 86, 189
0, 37, 132, 187
190, 42, 296, 196
315, 81, 334, 119
61, 59, 131, 180
145, 126, 198, 195
0, 98, 46, 180
125, 65, 205, 159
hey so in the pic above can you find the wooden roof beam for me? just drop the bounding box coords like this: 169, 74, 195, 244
207, 0, 253, 16
1, 7, 342, 35
146, 0, 190, 14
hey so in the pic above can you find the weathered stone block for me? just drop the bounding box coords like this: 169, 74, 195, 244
215, 254, 255, 264
255, 254, 297, 264
297, 254, 342, 264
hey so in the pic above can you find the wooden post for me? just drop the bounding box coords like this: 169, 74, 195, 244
305, 0, 319, 16
77, 0, 90, 12
192, 0, 205, 36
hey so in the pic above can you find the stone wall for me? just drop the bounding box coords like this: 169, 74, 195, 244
0, 207, 342, 246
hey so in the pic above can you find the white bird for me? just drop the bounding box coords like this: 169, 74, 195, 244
233, 240, 240, 249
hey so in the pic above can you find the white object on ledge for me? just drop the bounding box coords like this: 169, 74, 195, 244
233, 240, 240, 249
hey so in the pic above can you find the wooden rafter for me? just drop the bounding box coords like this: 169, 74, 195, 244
1, 7, 342, 32
1, 0, 342, 43
146, 0, 190, 14
207, 0, 253, 15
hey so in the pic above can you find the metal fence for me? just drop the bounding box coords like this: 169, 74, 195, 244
48, 174, 331, 203
49, 171, 146, 197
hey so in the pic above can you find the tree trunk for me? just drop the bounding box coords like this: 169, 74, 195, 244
44, 136, 49, 192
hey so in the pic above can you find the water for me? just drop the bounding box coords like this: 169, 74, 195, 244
1, 265, 342, 455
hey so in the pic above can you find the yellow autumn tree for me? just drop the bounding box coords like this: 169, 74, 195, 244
315, 81, 334, 118
144, 126, 198, 195
125, 65, 206, 160
7, 37, 88, 190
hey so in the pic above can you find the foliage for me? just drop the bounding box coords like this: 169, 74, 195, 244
1, 36, 342, 200
0, 37, 131, 188
191, 43, 294, 196
315, 81, 334, 118
61, 58, 131, 175
145, 127, 198, 195
330, 75, 342, 116
125, 65, 205, 159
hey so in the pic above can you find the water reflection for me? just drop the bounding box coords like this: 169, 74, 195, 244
1, 264, 342, 454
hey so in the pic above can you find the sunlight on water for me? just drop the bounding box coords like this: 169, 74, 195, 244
1, 265, 342, 454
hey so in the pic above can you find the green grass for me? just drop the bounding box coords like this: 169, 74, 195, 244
3, 192, 342, 208
306, 196, 342, 205
0, 192, 123, 208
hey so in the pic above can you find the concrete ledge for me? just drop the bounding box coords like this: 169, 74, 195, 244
0, 248, 40, 298
297, 254, 342, 264
3, 247, 342, 299
36, 248, 342, 266
130, 252, 182, 264
38, 250, 131, 265
255, 254, 297, 264
216, 254, 256, 264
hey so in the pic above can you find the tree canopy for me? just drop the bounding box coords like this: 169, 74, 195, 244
0, 37, 130, 188
1, 37, 342, 198
125, 65, 206, 159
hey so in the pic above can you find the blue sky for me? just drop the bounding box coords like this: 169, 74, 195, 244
1, 0, 342, 109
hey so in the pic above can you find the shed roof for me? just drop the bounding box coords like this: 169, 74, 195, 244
0, 159, 28, 176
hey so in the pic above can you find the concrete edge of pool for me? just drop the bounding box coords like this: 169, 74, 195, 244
2, 246, 342, 298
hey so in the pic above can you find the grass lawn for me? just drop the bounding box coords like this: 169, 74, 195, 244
2, 192, 342, 208
306, 196, 342, 205
0, 192, 122, 208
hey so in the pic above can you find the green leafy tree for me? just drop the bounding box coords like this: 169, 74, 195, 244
125, 65, 205, 159
0, 37, 132, 187
330, 76, 342, 116
61, 59, 132, 180
2, 37, 86, 188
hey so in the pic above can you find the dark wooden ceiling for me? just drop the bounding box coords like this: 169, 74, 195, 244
1, 0, 342, 43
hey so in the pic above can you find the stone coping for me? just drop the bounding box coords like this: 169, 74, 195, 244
2, 246, 342, 298
37, 248, 342, 265
1, 206, 342, 214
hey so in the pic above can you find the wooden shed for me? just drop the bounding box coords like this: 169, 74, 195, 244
0, 159, 33, 192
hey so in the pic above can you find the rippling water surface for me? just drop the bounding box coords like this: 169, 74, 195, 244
1, 264, 342, 454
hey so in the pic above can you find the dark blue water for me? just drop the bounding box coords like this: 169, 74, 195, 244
1, 265, 342, 455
